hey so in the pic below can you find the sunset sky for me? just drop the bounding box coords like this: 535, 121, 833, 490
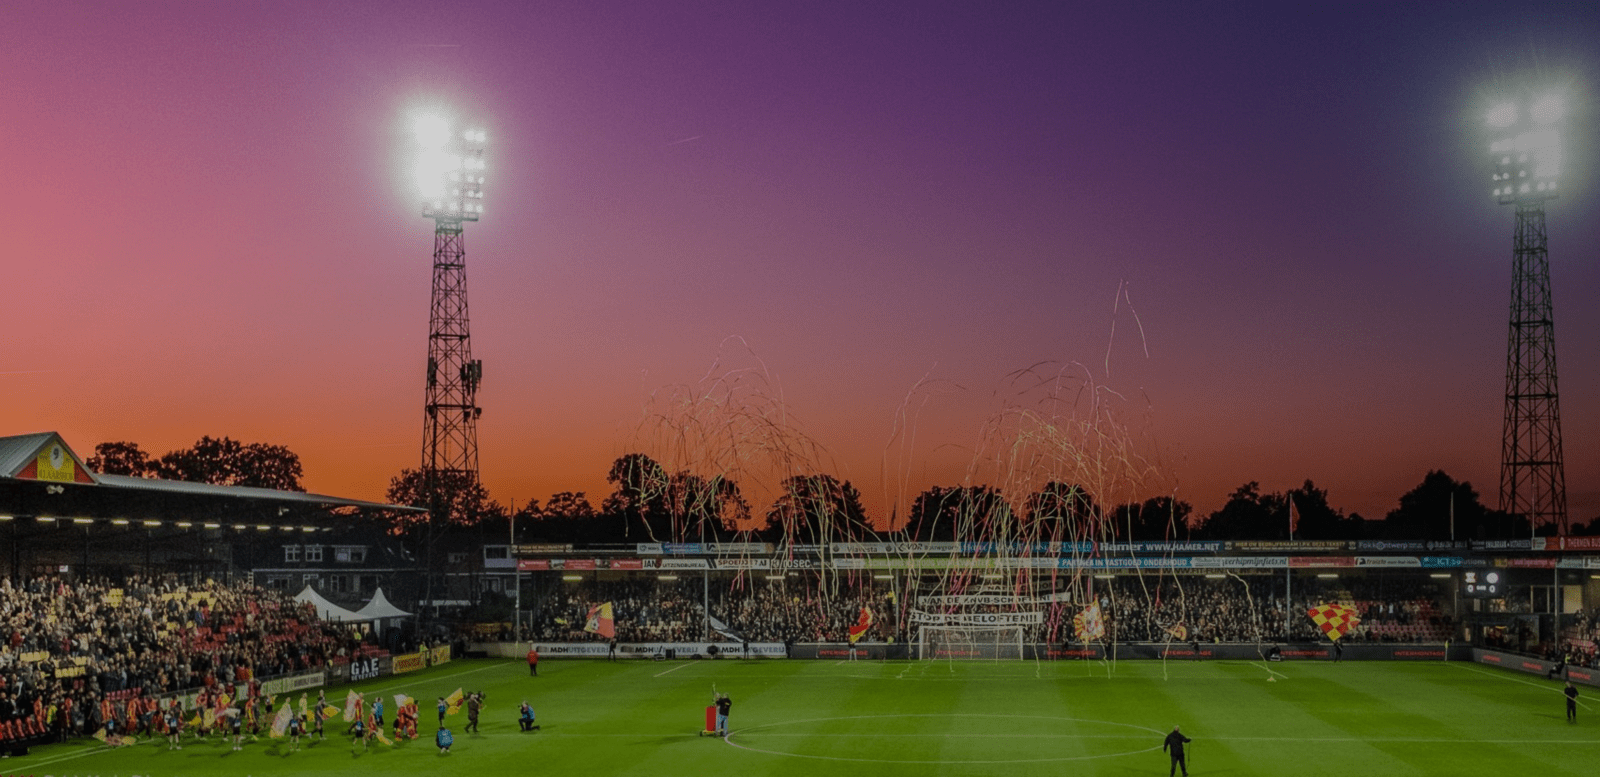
3, 1, 1597, 527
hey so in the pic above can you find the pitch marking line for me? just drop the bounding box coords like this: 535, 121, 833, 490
1453, 663, 1595, 709
654, 662, 692, 677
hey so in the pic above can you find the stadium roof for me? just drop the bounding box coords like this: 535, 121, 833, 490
0, 431, 425, 523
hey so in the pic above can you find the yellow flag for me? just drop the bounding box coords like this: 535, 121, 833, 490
444, 687, 464, 715
93, 727, 108, 742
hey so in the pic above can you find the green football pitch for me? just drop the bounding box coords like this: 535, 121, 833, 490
7, 657, 1596, 776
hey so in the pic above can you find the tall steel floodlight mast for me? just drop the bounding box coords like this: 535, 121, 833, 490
1486, 92, 1567, 534
413, 116, 488, 518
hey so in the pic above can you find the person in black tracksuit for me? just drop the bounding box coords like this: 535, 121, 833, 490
1565, 682, 1579, 723
1164, 725, 1192, 776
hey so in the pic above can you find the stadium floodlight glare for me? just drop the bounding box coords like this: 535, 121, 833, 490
1487, 102, 1518, 128
411, 113, 486, 222
1488, 91, 1565, 204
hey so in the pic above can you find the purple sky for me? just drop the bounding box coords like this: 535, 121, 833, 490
3, 1, 1597, 526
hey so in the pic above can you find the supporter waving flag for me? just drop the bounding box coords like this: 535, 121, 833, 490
444, 688, 465, 715
269, 704, 292, 738
1307, 603, 1361, 641
1073, 602, 1106, 641
585, 602, 616, 639
343, 690, 360, 721
847, 608, 874, 643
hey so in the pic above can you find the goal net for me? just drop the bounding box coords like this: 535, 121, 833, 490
917, 625, 1026, 660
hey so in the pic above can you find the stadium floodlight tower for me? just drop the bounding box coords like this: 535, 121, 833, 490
1486, 91, 1567, 535
412, 114, 488, 519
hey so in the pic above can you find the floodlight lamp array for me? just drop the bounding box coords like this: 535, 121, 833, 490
415, 118, 487, 222
1488, 93, 1564, 204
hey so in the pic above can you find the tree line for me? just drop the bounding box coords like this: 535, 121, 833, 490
88, 439, 1600, 544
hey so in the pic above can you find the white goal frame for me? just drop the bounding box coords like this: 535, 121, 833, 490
916, 625, 1026, 660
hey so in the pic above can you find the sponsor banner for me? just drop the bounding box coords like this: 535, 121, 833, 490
1070, 557, 1193, 569
1470, 648, 1600, 686
707, 543, 773, 555
516, 543, 572, 554
429, 645, 452, 666
261, 670, 326, 696
834, 558, 866, 569
1505, 558, 1558, 568
712, 557, 771, 570
769, 558, 819, 570
1096, 541, 1225, 554
1559, 536, 1600, 551
1586, 558, 1600, 570
348, 657, 385, 683
646, 558, 710, 570
1354, 540, 1467, 552
518, 559, 550, 571
611, 558, 644, 570
1356, 556, 1421, 568
919, 593, 1074, 607
637, 544, 664, 555
1191, 556, 1286, 569
1289, 556, 1357, 568
1557, 557, 1585, 569
392, 652, 425, 674
908, 611, 1044, 626
1420, 556, 1463, 568
529, 642, 786, 658
1229, 540, 1350, 552
564, 559, 597, 570
1472, 539, 1534, 551
662, 543, 705, 554
832, 542, 954, 555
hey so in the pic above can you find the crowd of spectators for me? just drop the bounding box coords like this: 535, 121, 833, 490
0, 573, 371, 745
509, 571, 1461, 647
1554, 607, 1600, 669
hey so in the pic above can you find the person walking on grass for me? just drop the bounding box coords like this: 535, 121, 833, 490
466, 692, 482, 734
1164, 725, 1192, 777
714, 693, 732, 737
1566, 682, 1579, 723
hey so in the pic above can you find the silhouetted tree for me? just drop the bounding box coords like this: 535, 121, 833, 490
1196, 482, 1282, 540
1382, 471, 1523, 540
902, 486, 1011, 541
602, 453, 672, 540
87, 441, 154, 477
385, 468, 504, 527
1111, 496, 1193, 541
151, 436, 304, 491
763, 474, 871, 544
1025, 482, 1102, 542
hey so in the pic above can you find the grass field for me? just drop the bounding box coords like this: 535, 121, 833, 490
6, 657, 1596, 776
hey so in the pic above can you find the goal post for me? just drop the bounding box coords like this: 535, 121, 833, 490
916, 625, 1026, 660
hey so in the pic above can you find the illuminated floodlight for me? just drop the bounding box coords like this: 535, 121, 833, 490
1488, 91, 1564, 203
1530, 95, 1564, 124
203, 522, 220, 529
112, 519, 129, 525
409, 112, 486, 222
1486, 102, 1518, 128
415, 116, 452, 149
